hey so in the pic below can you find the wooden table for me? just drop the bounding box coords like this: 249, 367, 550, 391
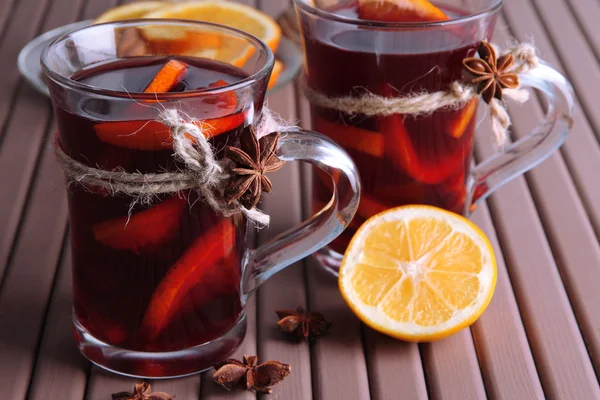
1, 0, 600, 398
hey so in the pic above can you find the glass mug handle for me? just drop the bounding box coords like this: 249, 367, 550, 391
241, 130, 361, 295
468, 61, 575, 212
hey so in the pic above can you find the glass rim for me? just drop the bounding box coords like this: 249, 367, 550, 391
292, 0, 503, 29
40, 19, 275, 100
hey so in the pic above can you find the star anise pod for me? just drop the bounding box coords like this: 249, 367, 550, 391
212, 355, 291, 394
276, 307, 332, 342
463, 41, 520, 104
111, 382, 174, 400
224, 129, 286, 209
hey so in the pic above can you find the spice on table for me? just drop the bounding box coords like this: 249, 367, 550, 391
212, 355, 291, 394
111, 382, 174, 400
276, 307, 332, 342
224, 130, 286, 209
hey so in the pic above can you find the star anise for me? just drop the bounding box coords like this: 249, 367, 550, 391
224, 129, 285, 209
276, 307, 332, 342
111, 382, 174, 400
463, 41, 519, 104
212, 355, 291, 394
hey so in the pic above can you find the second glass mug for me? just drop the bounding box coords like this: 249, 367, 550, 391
295, 0, 574, 275
42, 20, 360, 378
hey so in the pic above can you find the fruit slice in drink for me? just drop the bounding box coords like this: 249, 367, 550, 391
94, 113, 245, 151
144, 59, 189, 93
357, 0, 449, 22
313, 117, 384, 158
92, 196, 187, 253
379, 113, 465, 184
139, 219, 236, 341
447, 99, 478, 139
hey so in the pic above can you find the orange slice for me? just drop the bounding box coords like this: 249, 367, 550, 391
268, 60, 284, 90
94, 1, 170, 24
358, 0, 449, 23
447, 99, 478, 139
144, 59, 188, 94
339, 205, 496, 341
314, 117, 384, 158
144, 1, 281, 66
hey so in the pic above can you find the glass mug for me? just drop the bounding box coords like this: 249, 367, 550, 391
42, 20, 360, 378
295, 0, 574, 275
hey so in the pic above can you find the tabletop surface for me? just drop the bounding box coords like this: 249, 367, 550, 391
1, 0, 600, 398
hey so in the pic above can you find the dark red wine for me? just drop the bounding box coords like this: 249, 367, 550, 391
302, 2, 491, 253
56, 56, 249, 376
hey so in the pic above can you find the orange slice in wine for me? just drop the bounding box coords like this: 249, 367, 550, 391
447, 99, 478, 139
144, 59, 188, 94
140, 219, 236, 341
358, 0, 449, 23
92, 196, 187, 253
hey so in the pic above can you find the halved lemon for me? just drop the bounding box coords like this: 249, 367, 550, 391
144, 1, 281, 52
339, 205, 496, 342
94, 1, 170, 24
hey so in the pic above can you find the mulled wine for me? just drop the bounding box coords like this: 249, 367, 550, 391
302, 1, 492, 254
55, 56, 250, 376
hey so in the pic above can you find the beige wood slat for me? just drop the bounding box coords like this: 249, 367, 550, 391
563, 0, 600, 59
499, 2, 600, 377
0, 0, 85, 395
0, 0, 58, 281
0, 0, 17, 41
421, 332, 486, 400
81, 0, 118, 20
0, 137, 69, 397
469, 205, 545, 400
473, 97, 600, 398
500, 0, 600, 240
295, 87, 371, 400
27, 242, 89, 400
363, 329, 428, 400
477, 156, 600, 399
525, 0, 600, 141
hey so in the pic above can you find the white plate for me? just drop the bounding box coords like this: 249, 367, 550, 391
18, 19, 302, 97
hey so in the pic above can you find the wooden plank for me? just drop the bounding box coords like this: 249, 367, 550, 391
0, 137, 69, 397
296, 80, 371, 400
563, 0, 600, 60
0, 0, 57, 282
421, 332, 486, 400
0, 0, 53, 136
526, 0, 600, 141
0, 0, 17, 43
363, 329, 428, 400
501, 0, 600, 241
27, 242, 89, 400
81, 0, 118, 20
500, 1, 600, 377
473, 95, 600, 398
469, 205, 545, 400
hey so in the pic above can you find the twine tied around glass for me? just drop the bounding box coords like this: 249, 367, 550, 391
301, 42, 539, 147
54, 107, 297, 227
